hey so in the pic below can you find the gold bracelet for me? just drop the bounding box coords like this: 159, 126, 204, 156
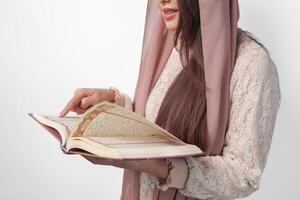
108, 86, 121, 103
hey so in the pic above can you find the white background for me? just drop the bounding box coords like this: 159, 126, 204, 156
0, 0, 299, 199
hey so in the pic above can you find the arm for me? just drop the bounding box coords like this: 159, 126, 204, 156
155, 49, 281, 199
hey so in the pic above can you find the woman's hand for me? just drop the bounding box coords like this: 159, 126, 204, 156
59, 88, 115, 117
82, 155, 169, 179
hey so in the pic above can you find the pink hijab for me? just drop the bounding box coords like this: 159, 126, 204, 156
121, 0, 240, 199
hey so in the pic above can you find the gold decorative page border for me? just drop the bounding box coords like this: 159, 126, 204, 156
72, 104, 114, 137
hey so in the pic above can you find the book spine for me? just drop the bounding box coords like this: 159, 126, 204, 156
60, 143, 69, 155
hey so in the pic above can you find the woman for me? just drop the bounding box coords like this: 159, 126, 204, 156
59, 0, 281, 199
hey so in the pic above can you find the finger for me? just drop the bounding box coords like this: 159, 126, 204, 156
71, 107, 87, 114
59, 100, 75, 117
60, 98, 80, 117
60, 89, 92, 117
82, 155, 108, 165
80, 93, 102, 109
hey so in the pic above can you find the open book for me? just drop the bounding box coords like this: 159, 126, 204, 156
29, 101, 204, 160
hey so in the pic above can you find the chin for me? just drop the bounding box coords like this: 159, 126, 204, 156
164, 21, 178, 31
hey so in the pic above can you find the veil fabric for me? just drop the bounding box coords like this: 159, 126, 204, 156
120, 0, 240, 199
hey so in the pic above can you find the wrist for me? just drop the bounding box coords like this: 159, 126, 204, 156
131, 159, 169, 178
156, 159, 169, 179
155, 158, 188, 191
107, 86, 120, 103
106, 89, 116, 102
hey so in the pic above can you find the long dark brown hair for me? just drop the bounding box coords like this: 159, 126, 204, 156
155, 0, 206, 148
154, 0, 267, 149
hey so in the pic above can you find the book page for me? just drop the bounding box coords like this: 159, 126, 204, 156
71, 101, 184, 145
75, 136, 203, 159
87, 135, 170, 145
44, 115, 80, 136
30, 113, 81, 145
83, 113, 165, 137
114, 143, 203, 159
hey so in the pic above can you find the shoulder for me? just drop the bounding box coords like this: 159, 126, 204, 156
233, 29, 276, 79
231, 29, 281, 107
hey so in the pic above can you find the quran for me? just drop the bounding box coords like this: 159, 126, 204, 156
28, 101, 204, 160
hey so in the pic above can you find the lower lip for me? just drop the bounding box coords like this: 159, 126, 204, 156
162, 11, 178, 21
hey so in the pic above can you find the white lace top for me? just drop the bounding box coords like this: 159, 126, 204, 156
120, 30, 281, 200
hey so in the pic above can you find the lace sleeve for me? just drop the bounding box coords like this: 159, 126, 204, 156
177, 49, 281, 199
120, 92, 133, 111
